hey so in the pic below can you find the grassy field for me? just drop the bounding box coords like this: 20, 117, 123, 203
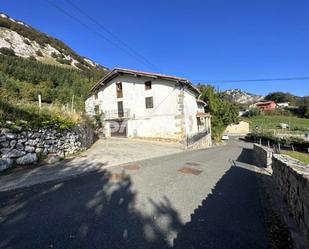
0, 99, 85, 130
282, 150, 309, 164
243, 115, 309, 133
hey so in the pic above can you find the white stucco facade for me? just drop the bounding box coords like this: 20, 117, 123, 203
85, 69, 211, 143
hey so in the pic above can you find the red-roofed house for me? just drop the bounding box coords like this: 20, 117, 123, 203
255, 101, 276, 111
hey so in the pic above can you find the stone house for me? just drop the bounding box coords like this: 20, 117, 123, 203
85, 68, 211, 144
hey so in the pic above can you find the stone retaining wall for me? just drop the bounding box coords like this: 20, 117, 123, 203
272, 154, 309, 242
186, 133, 212, 150
0, 124, 95, 171
224, 121, 250, 136
253, 143, 273, 167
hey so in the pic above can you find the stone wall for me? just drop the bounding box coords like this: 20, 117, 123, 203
186, 133, 212, 150
224, 121, 249, 136
0, 124, 95, 171
272, 154, 309, 242
253, 143, 273, 167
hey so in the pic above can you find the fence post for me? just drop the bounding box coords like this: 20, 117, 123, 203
259, 138, 261, 145
291, 144, 294, 152
278, 143, 281, 152
38, 94, 42, 110
267, 140, 270, 148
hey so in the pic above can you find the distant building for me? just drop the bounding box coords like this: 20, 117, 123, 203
254, 101, 276, 111
277, 102, 289, 108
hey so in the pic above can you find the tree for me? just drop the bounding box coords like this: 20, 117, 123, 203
297, 96, 309, 118
265, 92, 294, 103
198, 84, 239, 141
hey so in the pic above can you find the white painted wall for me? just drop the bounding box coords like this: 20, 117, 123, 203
183, 88, 200, 135
85, 74, 207, 140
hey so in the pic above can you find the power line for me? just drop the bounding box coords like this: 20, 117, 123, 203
193, 76, 309, 83
64, 0, 159, 71
47, 0, 157, 70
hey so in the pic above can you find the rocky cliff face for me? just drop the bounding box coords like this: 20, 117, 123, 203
0, 13, 107, 71
224, 89, 264, 105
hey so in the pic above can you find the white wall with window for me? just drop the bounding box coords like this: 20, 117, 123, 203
85, 69, 211, 143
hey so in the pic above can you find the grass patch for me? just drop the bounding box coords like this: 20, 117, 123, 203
282, 150, 309, 164
243, 115, 309, 133
0, 99, 82, 130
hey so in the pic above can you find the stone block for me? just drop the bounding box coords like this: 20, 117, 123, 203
4, 149, 26, 158
25, 146, 35, 153
16, 153, 37, 165
0, 158, 13, 172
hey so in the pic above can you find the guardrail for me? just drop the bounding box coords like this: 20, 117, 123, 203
104, 108, 130, 119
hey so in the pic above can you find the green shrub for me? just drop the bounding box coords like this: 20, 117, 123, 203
29, 55, 36, 61
35, 50, 43, 57
247, 108, 262, 117
198, 85, 239, 141
0, 47, 15, 56
56, 57, 72, 65
0, 99, 76, 130
245, 132, 309, 152
23, 39, 31, 45
51, 52, 58, 58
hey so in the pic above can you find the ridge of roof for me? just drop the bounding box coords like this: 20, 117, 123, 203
89, 68, 200, 95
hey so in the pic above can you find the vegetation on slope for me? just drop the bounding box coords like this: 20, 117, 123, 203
0, 54, 107, 110
0, 99, 78, 130
264, 91, 309, 118
243, 114, 309, 133
198, 85, 239, 141
282, 150, 309, 164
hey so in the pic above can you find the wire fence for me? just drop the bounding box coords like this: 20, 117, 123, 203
247, 135, 309, 154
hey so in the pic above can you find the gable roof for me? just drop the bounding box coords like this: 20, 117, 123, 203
89, 68, 200, 96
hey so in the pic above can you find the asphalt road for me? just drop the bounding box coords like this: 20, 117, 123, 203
0, 139, 268, 249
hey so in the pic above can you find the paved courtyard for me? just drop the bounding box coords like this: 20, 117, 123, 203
0, 139, 269, 248
0, 138, 184, 192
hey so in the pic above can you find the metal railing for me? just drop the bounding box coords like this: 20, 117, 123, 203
104, 108, 131, 119
185, 129, 210, 146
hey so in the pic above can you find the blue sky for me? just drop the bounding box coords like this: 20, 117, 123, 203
1, 0, 309, 96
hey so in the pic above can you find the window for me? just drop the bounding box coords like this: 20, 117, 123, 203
116, 82, 123, 98
145, 97, 153, 109
145, 81, 152, 90
117, 101, 124, 117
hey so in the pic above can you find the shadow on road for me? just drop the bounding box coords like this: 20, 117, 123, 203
0, 146, 271, 249
0, 170, 182, 249
236, 147, 255, 165
173, 164, 268, 249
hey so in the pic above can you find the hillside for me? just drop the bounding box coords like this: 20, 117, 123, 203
224, 89, 264, 105
0, 13, 108, 71
0, 12, 109, 110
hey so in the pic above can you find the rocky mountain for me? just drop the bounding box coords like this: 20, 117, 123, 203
0, 13, 108, 72
224, 89, 264, 105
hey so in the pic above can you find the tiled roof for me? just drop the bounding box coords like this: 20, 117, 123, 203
89, 68, 200, 96
256, 101, 276, 106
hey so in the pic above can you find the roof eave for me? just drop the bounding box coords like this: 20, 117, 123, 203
88, 68, 200, 96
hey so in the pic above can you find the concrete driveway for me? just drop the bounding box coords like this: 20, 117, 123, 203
0, 138, 184, 192
0, 139, 269, 248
